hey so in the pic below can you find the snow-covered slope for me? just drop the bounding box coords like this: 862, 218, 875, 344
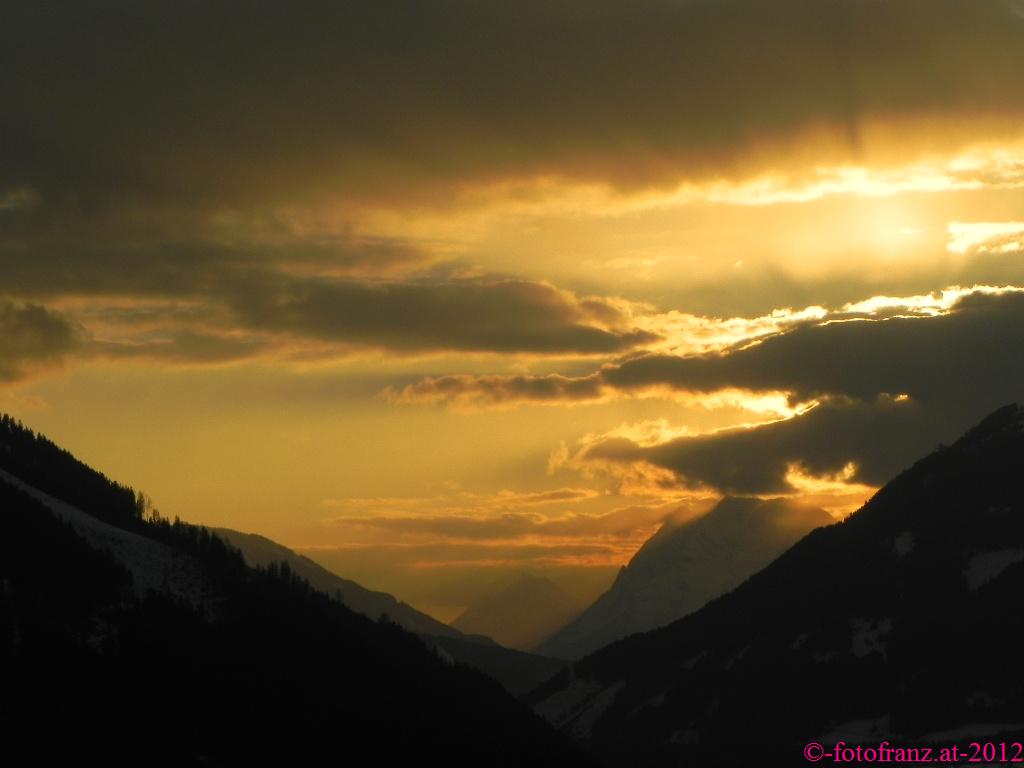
216, 527, 463, 638
537, 497, 833, 659
0, 467, 210, 606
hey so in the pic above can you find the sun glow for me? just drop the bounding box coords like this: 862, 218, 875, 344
947, 221, 1024, 255
784, 462, 878, 518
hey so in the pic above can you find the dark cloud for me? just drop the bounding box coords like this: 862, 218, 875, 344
402, 290, 1024, 491
90, 331, 270, 365
0, 301, 82, 381
3, 0, 1023, 213
334, 513, 551, 541
0, 232, 657, 355
72, 273, 656, 357
583, 398, 938, 494
403, 289, 1024, 406
0, 234, 432, 300
329, 503, 668, 542
4, 1, 1023, 365
306, 542, 631, 572
226, 276, 657, 354
582, 291, 1024, 492
511, 489, 597, 505
0, 170, 660, 354
386, 373, 605, 406
602, 290, 1024, 407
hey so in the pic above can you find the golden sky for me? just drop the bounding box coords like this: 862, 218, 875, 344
3, 0, 1024, 613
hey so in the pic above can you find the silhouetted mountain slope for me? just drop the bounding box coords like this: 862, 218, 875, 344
1, 468, 216, 606
538, 497, 832, 659
0, 413, 144, 528
453, 574, 581, 651
216, 527, 461, 637
217, 527, 567, 695
531, 404, 1024, 767
428, 633, 568, 697
0, 416, 592, 767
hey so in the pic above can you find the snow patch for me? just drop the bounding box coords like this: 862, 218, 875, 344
670, 726, 700, 745
568, 681, 625, 739
646, 692, 667, 708
851, 618, 892, 660
682, 650, 708, 670
818, 715, 890, 744
965, 549, 1024, 591
966, 690, 995, 709
725, 644, 751, 670
893, 531, 915, 558
0, 468, 210, 607
535, 678, 626, 739
430, 642, 455, 666
922, 722, 1024, 742
535, 679, 607, 729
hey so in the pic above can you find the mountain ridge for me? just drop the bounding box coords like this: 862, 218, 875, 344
452, 573, 582, 651
537, 495, 833, 658
532, 403, 1024, 766
215, 527, 464, 638
0, 413, 592, 766
217, 527, 568, 694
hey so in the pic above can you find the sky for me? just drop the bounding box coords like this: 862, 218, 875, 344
3, 0, 1024, 618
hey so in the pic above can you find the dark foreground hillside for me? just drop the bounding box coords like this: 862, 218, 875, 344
0, 416, 589, 767
215, 526, 567, 696
532, 404, 1024, 766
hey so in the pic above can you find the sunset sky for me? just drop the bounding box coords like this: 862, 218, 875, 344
4, 0, 1024, 617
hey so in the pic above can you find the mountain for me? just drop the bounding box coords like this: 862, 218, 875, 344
452, 574, 582, 651
426, 633, 568, 697
530, 404, 1024, 766
215, 528, 461, 637
537, 497, 833, 659
0, 415, 591, 766
217, 527, 566, 694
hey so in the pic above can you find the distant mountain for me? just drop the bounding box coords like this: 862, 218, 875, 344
0, 415, 590, 766
531, 404, 1024, 766
452, 574, 582, 651
217, 528, 566, 694
537, 496, 833, 659
427, 633, 568, 697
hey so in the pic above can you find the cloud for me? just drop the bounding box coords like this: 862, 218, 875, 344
599, 288, 1024, 406
384, 373, 608, 409
321, 486, 603, 516
0, 169, 664, 356
324, 508, 666, 543
393, 286, 1024, 494
0, 234, 436, 300
226, 276, 658, 354
0, 301, 82, 382
89, 331, 271, 365
317, 487, 706, 565
1, 239, 660, 357
947, 221, 1024, 255
578, 398, 933, 494
4, 2, 1024, 372
318, 501, 695, 569
394, 285, 1024, 406
4, 0, 1024, 215
529, 146, 1024, 215
302, 541, 640, 570
552, 289, 1024, 493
